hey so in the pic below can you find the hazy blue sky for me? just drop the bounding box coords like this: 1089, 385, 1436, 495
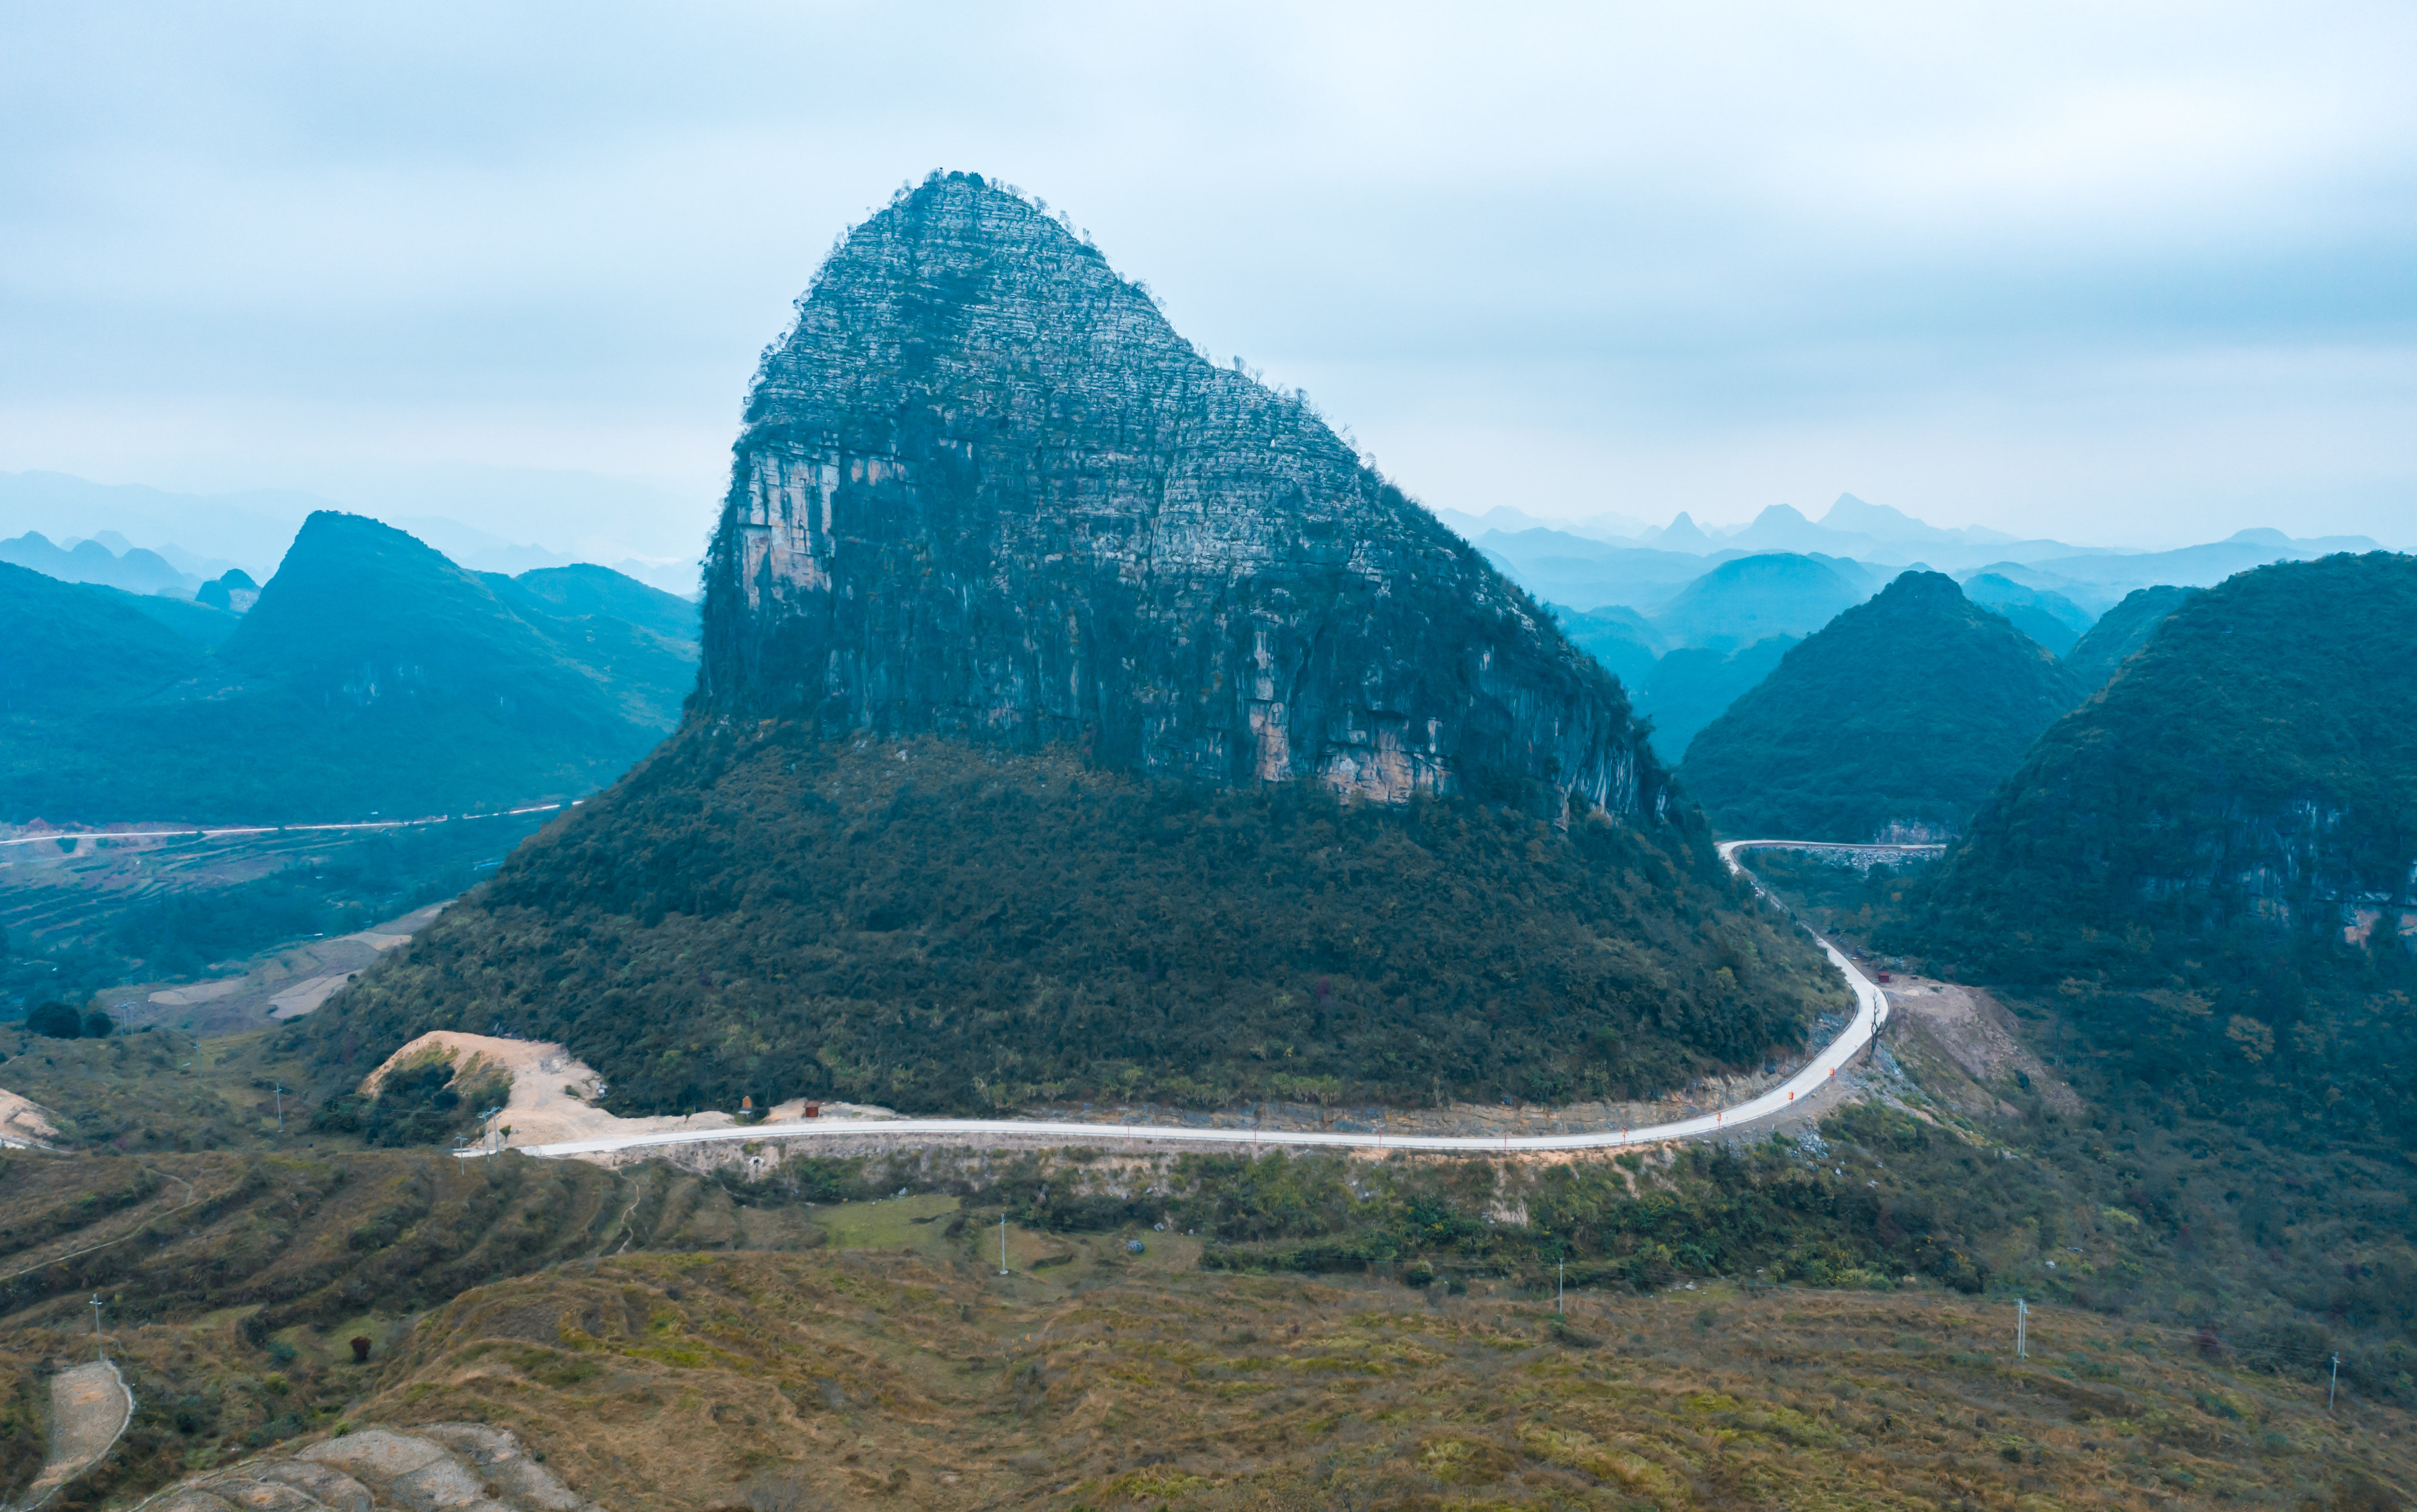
4, 1, 2412, 561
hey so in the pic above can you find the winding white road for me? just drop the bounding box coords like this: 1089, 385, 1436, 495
488, 840, 1937, 1163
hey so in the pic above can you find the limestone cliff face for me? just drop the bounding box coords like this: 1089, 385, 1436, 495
702, 172, 1665, 820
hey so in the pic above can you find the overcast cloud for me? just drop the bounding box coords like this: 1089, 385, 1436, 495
3, 1, 2412, 560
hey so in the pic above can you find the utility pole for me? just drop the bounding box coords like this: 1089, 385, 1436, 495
89, 1293, 105, 1360
2330, 1352, 2341, 1411
998, 1218, 1009, 1276
1558, 1260, 1565, 1315
2015, 1299, 2028, 1360
273, 1083, 285, 1134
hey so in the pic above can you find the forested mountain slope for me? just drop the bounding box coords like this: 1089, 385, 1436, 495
1632, 636, 1798, 764
1678, 572, 2079, 841
481, 562, 699, 728
2060, 583, 2197, 693
0, 561, 206, 720
1908, 552, 2417, 1147
313, 735, 1835, 1115
1, 514, 692, 824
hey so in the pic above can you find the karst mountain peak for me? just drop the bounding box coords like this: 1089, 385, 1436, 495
304, 169, 1840, 1124
703, 170, 1664, 823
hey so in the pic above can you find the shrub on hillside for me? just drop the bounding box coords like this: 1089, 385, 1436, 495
25, 1001, 83, 1038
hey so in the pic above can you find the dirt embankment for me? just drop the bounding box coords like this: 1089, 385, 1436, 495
0, 1089, 63, 1149
362, 1032, 894, 1151
1881, 976, 2082, 1115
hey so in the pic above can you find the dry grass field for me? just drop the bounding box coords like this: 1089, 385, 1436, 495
5, 1159, 2409, 1512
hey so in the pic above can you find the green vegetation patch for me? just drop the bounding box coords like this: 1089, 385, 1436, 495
1152, 1110, 2012, 1294
312, 730, 1843, 1115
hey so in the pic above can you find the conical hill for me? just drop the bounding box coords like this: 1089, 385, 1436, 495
1678, 570, 2080, 842
1920, 552, 2417, 965
1, 513, 683, 823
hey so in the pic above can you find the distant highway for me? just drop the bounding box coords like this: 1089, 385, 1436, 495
0, 803, 569, 851
484, 839, 1930, 1163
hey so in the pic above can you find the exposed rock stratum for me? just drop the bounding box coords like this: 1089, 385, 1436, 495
704, 171, 1662, 820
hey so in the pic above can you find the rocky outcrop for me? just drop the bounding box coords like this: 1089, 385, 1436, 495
149, 1425, 601, 1512
702, 171, 1664, 821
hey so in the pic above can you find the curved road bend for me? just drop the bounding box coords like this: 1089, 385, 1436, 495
482, 841, 1937, 1163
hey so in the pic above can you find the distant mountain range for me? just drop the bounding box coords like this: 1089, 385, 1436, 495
0, 470, 703, 596
1, 530, 206, 596
1960, 573, 2095, 657
1460, 493, 2379, 618
1485, 496, 2376, 764
1, 512, 699, 825
1431, 503, 1652, 543
1632, 636, 1799, 765
1650, 553, 1878, 653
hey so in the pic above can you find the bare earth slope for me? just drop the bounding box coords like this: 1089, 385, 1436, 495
14, 1360, 129, 1510
148, 1424, 603, 1512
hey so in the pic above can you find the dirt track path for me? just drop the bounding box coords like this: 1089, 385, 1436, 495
0, 1170, 205, 1293
14, 1360, 131, 1510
